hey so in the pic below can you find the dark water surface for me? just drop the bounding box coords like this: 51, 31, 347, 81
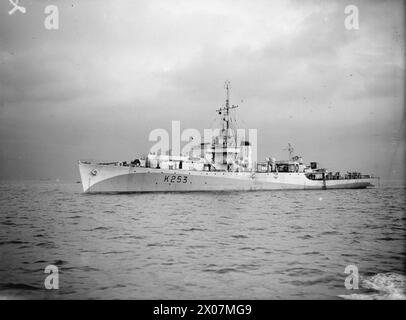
0, 181, 405, 299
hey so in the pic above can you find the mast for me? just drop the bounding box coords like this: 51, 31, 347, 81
216, 81, 238, 148
285, 143, 294, 160
224, 80, 230, 149
215, 81, 239, 166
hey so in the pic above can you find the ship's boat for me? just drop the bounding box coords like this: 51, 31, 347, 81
78, 83, 377, 193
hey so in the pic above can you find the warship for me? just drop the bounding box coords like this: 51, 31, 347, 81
78, 83, 376, 193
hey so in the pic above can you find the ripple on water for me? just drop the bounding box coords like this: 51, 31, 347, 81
0, 181, 404, 299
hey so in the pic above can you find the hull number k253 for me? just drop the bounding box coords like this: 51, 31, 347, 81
163, 175, 188, 183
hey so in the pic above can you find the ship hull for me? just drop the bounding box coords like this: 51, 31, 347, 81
78, 162, 375, 193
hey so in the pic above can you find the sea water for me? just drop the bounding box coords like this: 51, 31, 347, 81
0, 181, 404, 299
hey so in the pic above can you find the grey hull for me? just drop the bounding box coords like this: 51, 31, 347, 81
79, 162, 374, 193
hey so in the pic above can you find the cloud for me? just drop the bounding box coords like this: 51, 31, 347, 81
0, 0, 404, 181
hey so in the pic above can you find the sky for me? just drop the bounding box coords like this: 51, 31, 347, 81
0, 0, 404, 183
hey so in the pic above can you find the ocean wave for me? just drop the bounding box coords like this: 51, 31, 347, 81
339, 272, 406, 300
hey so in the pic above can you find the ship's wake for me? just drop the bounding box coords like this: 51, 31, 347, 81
339, 272, 406, 300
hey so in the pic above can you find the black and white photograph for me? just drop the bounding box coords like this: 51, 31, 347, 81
0, 0, 405, 308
